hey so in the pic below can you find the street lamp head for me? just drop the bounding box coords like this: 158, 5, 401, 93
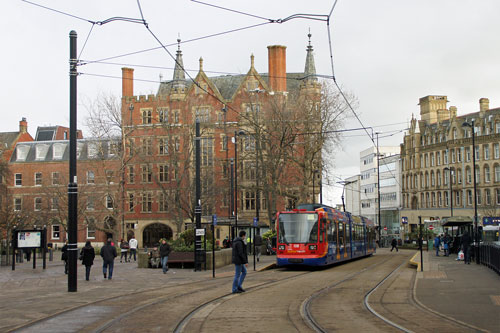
462, 119, 474, 128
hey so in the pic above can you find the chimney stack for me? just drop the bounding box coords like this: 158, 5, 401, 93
267, 45, 287, 92
479, 98, 489, 112
122, 68, 134, 97
19, 117, 27, 133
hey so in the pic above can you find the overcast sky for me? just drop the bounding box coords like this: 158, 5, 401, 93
2, 0, 500, 206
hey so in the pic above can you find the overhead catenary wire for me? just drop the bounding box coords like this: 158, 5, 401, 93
24, 0, 384, 149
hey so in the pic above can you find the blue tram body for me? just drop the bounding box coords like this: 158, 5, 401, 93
276, 204, 376, 267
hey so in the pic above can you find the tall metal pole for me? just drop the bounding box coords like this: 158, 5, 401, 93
194, 120, 202, 271
68, 30, 78, 292
376, 133, 382, 246
230, 159, 234, 240
470, 120, 479, 264
234, 131, 239, 235
312, 173, 315, 204
450, 168, 453, 217
419, 216, 423, 272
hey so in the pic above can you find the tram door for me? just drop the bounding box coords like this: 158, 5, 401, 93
338, 222, 345, 259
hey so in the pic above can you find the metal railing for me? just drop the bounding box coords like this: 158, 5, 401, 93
478, 243, 500, 275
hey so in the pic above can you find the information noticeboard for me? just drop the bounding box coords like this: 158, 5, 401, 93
17, 230, 42, 248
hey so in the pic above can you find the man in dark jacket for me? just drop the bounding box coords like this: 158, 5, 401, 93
232, 230, 248, 293
61, 241, 68, 274
461, 231, 472, 264
81, 241, 95, 281
159, 239, 171, 274
100, 238, 117, 279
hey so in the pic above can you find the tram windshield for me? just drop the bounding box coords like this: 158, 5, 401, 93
278, 213, 318, 244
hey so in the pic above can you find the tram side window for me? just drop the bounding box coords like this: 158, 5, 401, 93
339, 223, 344, 247
328, 222, 335, 242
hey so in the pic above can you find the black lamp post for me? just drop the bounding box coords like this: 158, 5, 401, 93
462, 120, 479, 264
234, 130, 246, 236
444, 167, 454, 217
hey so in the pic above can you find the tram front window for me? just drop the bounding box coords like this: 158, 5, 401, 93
278, 213, 318, 244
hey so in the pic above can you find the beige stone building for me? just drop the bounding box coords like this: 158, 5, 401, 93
401, 96, 500, 233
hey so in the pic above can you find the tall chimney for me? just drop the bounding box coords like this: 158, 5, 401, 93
267, 45, 287, 92
479, 98, 489, 112
122, 67, 134, 97
19, 117, 27, 133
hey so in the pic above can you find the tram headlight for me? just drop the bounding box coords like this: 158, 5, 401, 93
278, 245, 285, 250
309, 245, 317, 250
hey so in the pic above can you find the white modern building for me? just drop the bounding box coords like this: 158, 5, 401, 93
346, 145, 401, 242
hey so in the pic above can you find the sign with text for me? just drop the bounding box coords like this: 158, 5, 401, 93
483, 217, 500, 225
17, 230, 42, 248
196, 228, 205, 236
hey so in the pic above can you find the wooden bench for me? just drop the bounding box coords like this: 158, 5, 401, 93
166, 252, 195, 269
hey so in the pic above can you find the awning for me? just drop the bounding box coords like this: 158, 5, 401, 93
441, 216, 473, 227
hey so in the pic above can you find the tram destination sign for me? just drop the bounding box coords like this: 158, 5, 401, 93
483, 217, 500, 225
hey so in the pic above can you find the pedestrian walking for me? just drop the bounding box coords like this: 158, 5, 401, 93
254, 230, 263, 262
61, 240, 68, 274
434, 235, 441, 256
159, 239, 171, 274
443, 233, 451, 257
461, 231, 472, 264
80, 241, 95, 281
390, 238, 398, 252
232, 230, 248, 294
101, 238, 117, 279
128, 236, 138, 262
119, 238, 129, 263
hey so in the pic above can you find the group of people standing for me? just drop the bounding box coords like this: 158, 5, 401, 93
434, 232, 472, 264
60, 236, 138, 281
119, 237, 138, 263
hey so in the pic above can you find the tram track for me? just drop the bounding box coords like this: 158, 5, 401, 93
300, 255, 395, 333
172, 269, 314, 333
302, 251, 486, 333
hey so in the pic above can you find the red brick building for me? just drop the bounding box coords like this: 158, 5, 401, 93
122, 36, 322, 247
5, 125, 120, 247
2, 36, 323, 248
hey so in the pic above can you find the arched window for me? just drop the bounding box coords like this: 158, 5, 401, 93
466, 166, 472, 184
495, 164, 500, 182
437, 170, 441, 186
431, 171, 435, 186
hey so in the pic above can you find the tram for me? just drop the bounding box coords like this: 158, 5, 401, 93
276, 203, 377, 267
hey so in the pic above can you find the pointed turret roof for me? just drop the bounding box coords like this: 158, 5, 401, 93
304, 32, 317, 82
172, 38, 187, 90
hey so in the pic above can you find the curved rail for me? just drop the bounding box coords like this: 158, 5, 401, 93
363, 261, 412, 333
173, 270, 313, 333
300, 256, 393, 332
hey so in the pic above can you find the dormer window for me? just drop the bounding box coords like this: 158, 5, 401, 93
16, 145, 30, 161
35, 144, 49, 160
88, 142, 98, 158
77, 142, 84, 159
53, 143, 66, 159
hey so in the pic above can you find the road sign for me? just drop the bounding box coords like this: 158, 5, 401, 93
401, 216, 408, 224
253, 217, 258, 227
196, 228, 205, 236
212, 214, 217, 226
429, 225, 434, 230
384, 226, 387, 231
